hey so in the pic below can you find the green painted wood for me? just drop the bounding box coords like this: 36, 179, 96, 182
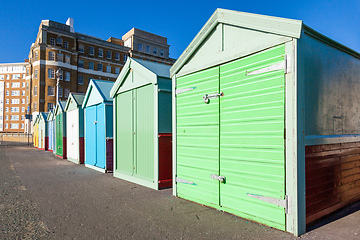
135, 84, 154, 181
115, 91, 134, 175
176, 44, 286, 231
176, 66, 220, 205
56, 114, 63, 156
219, 44, 286, 230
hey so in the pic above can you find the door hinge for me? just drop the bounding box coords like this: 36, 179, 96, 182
210, 174, 226, 183
176, 177, 196, 185
247, 194, 292, 214
175, 87, 196, 95
246, 55, 291, 76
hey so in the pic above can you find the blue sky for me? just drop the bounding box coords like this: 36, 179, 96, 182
0, 0, 359, 63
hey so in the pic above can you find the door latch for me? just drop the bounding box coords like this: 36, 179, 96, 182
211, 174, 226, 183
203, 92, 224, 104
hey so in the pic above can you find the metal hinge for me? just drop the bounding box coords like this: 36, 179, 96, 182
210, 174, 226, 183
203, 92, 224, 104
246, 55, 291, 76
175, 87, 196, 95
176, 177, 196, 185
247, 194, 292, 214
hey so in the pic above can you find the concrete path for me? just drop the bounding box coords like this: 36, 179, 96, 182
0, 146, 359, 239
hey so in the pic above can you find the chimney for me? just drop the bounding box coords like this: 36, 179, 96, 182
66, 18, 75, 33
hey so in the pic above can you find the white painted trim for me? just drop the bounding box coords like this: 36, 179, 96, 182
79, 55, 124, 67
42, 46, 77, 55
171, 74, 177, 196
32, 60, 77, 70
305, 134, 360, 146
85, 164, 106, 173
78, 68, 118, 78
46, 30, 76, 40
77, 39, 129, 52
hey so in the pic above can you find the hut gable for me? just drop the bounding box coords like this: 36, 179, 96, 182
82, 80, 114, 108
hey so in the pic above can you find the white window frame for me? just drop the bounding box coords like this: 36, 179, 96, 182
78, 60, 84, 68
89, 62, 94, 70
48, 69, 55, 79
78, 75, 84, 85
79, 44, 85, 53
64, 41, 69, 49
50, 38, 55, 45
65, 72, 70, 81
97, 63, 103, 71
57, 53, 63, 62
98, 48, 103, 57
106, 65, 111, 73
49, 51, 55, 61
48, 86, 55, 96
89, 46, 94, 56
115, 52, 120, 61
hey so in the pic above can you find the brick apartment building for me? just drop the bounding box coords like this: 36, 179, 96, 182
0, 18, 175, 132
0, 62, 30, 132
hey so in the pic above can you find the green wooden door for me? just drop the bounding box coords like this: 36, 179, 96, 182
176, 67, 220, 206
219, 44, 286, 230
56, 114, 63, 156
176, 44, 286, 230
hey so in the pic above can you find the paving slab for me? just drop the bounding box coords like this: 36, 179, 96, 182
0, 146, 359, 239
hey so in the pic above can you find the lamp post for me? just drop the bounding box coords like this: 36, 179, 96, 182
55, 68, 62, 106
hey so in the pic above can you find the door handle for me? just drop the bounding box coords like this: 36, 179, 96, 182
203, 92, 224, 104
211, 174, 226, 183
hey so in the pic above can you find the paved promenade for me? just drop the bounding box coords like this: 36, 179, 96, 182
0, 146, 359, 239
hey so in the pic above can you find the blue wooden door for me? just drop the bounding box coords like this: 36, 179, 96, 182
95, 105, 106, 169
48, 121, 53, 150
85, 106, 97, 166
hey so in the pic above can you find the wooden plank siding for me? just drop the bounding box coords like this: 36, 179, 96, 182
306, 142, 360, 224
106, 139, 113, 173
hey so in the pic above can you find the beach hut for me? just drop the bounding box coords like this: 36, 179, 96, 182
82, 79, 114, 172
110, 58, 172, 190
32, 115, 39, 148
64, 93, 85, 164
37, 112, 48, 150
54, 101, 67, 159
47, 109, 55, 152
170, 9, 360, 236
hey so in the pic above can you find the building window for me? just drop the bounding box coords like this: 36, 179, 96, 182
21, 115, 24, 120
35, 69, 38, 79
58, 87, 63, 97
0, 75, 4, 80
160, 49, 164, 56
5, 123, 8, 129
56, 37, 62, 45
6, 83, 9, 88
58, 70, 63, 80
50, 38, 55, 45
11, 107, 19, 112
139, 44, 143, 51
124, 55, 127, 62
78, 75, 84, 85
89, 62, 94, 70
21, 107, 24, 112
97, 63, 103, 71
98, 48, 103, 57
115, 67, 120, 74
11, 99, 19, 104
64, 89, 70, 98
107, 50, 111, 59
10, 124, 19, 129
11, 83, 20, 88
22, 82, 25, 88
22, 90, 25, 96
48, 86, 55, 96
47, 103, 54, 111
153, 47, 157, 55
57, 53, 63, 62
78, 60, 84, 68
6, 107, 8, 112
35, 52, 38, 61
49, 51, 55, 61
115, 52, 120, 61
22, 99, 25, 104
6, 91, 9, 96
106, 65, 111, 73
146, 46, 149, 52
64, 41, 68, 49
11, 91, 20, 96
12, 74, 20, 79
21, 124, 24, 129
10, 115, 19, 120
65, 55, 71, 64
6, 115, 8, 120
79, 44, 84, 53
48, 69, 55, 79
89, 46, 94, 55
6, 99, 9, 104
34, 86, 37, 96
65, 72, 70, 81
33, 102, 37, 111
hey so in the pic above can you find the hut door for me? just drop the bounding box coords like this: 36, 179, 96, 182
218, 44, 287, 230
56, 115, 63, 156
85, 106, 97, 166
176, 44, 287, 230
96, 105, 106, 169
176, 66, 220, 206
